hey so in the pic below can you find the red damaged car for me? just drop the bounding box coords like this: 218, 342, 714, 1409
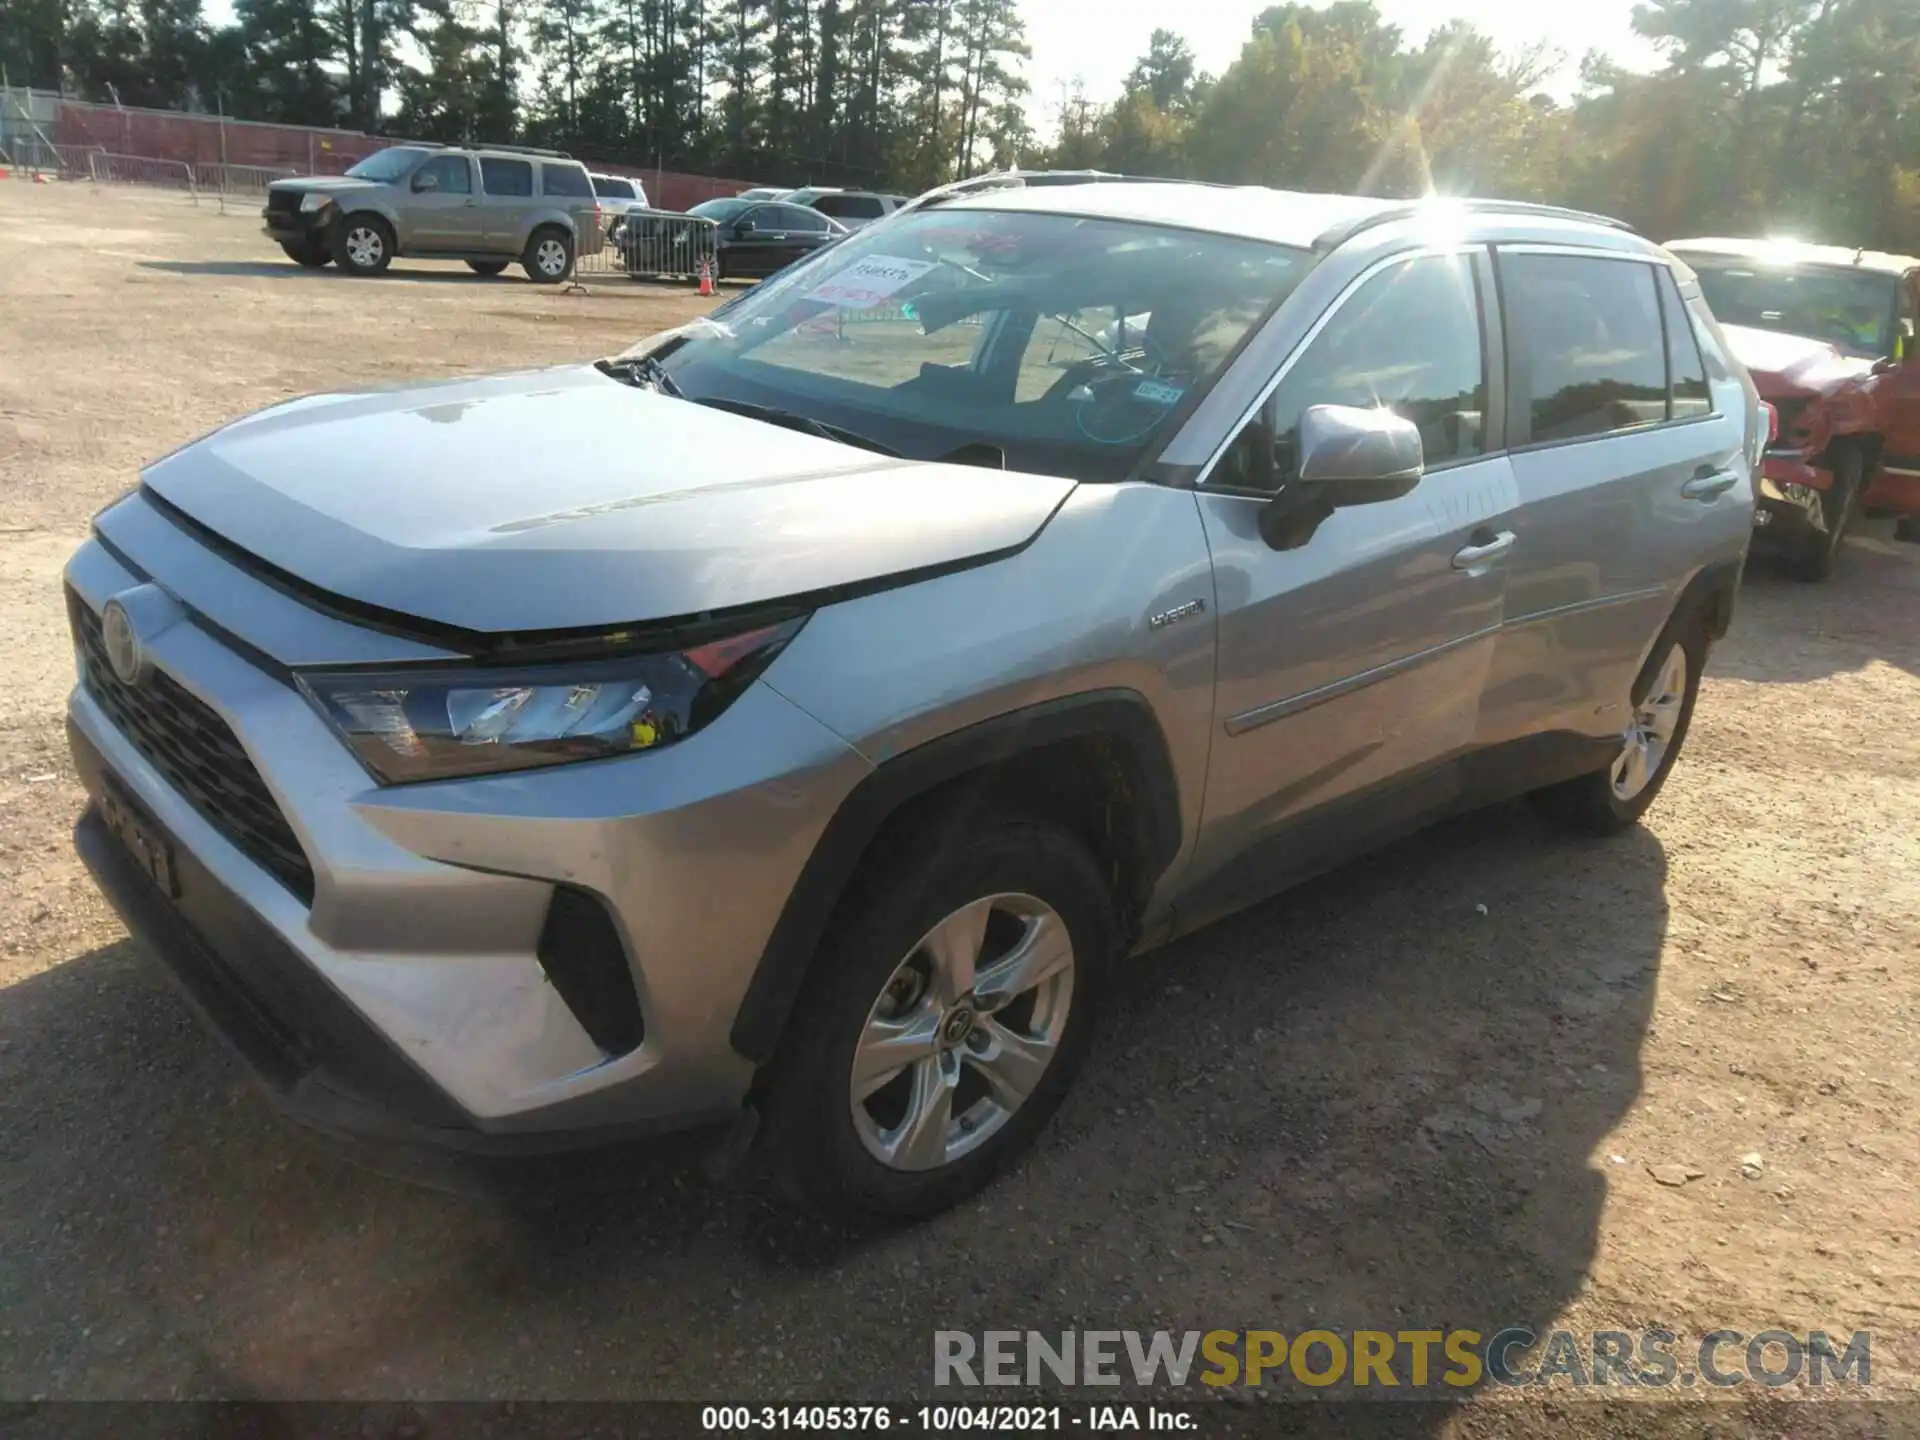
1667, 237, 1920, 580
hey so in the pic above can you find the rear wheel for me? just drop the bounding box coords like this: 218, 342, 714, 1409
465, 258, 510, 277
1792, 446, 1863, 582
759, 810, 1115, 1220
1530, 624, 1702, 835
522, 226, 574, 284
1895, 517, 1920, 545
280, 239, 330, 269
332, 214, 393, 276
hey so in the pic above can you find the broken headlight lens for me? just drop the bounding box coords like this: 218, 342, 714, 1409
296, 617, 804, 784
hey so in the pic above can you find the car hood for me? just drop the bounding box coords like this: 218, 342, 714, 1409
269, 175, 383, 198
140, 365, 1076, 635
1720, 323, 1874, 398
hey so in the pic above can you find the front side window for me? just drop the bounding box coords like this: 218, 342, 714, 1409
414, 154, 471, 194
645, 208, 1313, 481
1210, 252, 1487, 493
480, 157, 534, 197
1505, 254, 1668, 443
1683, 256, 1899, 360
542, 162, 594, 198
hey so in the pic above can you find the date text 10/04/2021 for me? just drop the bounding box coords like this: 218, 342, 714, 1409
702, 1407, 1191, 1431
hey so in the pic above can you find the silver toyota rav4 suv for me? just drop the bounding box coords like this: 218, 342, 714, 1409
69, 178, 1762, 1218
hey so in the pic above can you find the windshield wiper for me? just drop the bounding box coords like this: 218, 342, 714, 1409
598, 352, 684, 397
693, 397, 900, 457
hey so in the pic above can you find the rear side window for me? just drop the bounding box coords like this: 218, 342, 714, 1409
816, 194, 884, 220
1504, 254, 1669, 443
542, 163, 593, 198
593, 175, 635, 200
480, 157, 533, 197
773, 204, 828, 232
1659, 268, 1712, 421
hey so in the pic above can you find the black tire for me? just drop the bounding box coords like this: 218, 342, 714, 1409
280, 239, 330, 269
1529, 622, 1704, 836
758, 809, 1116, 1221
1895, 517, 1920, 546
521, 226, 575, 284
1792, 445, 1863, 582
465, 259, 510, 277
331, 213, 393, 276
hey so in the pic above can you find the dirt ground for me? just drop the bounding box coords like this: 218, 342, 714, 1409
1, 181, 1917, 1432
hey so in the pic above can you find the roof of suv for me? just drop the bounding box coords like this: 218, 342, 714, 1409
1669, 236, 1920, 276
934, 181, 1638, 254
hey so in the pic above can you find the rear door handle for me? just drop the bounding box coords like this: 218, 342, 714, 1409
1452, 530, 1516, 571
1682, 468, 1739, 501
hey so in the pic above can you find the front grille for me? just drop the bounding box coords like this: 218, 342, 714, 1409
1771, 397, 1811, 443
265, 188, 299, 216
70, 593, 315, 903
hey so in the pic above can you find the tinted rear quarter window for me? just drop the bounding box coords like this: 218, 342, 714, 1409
593, 175, 635, 200
480, 157, 534, 197
817, 195, 884, 220
1505, 254, 1668, 443
1658, 268, 1712, 420
542, 163, 593, 198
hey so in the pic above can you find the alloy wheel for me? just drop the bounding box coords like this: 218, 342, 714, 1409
849, 893, 1074, 1172
535, 237, 569, 277
344, 225, 384, 268
1612, 646, 1688, 801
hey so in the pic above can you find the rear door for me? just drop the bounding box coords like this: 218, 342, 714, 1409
1480, 247, 1751, 762
477, 156, 536, 247
540, 161, 600, 252
1184, 247, 1521, 920
404, 153, 481, 249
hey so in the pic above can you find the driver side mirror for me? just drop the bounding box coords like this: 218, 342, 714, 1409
411, 171, 439, 192
1259, 405, 1425, 551
734, 217, 758, 235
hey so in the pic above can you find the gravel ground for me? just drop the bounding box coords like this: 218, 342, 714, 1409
1, 181, 1916, 1434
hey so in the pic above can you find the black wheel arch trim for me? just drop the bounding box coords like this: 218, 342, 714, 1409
728, 689, 1183, 1063
1634, 556, 1741, 703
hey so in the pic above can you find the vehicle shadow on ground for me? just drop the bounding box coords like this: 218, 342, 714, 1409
135, 260, 520, 285
1720, 522, 1920, 684
0, 799, 1665, 1412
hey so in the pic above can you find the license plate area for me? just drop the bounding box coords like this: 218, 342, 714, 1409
100, 777, 178, 899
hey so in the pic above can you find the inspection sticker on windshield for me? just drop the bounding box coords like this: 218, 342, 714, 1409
806, 256, 937, 310
1133, 379, 1186, 407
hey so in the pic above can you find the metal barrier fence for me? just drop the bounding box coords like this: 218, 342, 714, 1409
577, 207, 721, 284
199, 162, 298, 196
0, 139, 105, 177
88, 151, 196, 193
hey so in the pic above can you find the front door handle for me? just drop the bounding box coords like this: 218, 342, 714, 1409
1452, 529, 1516, 571
1682, 468, 1740, 501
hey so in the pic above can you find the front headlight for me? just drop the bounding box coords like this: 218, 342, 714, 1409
296, 617, 804, 784
299, 192, 334, 214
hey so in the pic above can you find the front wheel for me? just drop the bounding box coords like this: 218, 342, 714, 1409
1530, 626, 1702, 835
280, 239, 330, 269
522, 227, 574, 284
759, 810, 1115, 1220
1792, 447, 1863, 582
465, 259, 510, 277
332, 214, 393, 275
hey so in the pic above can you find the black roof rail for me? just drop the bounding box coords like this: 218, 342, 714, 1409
466, 141, 574, 160
1313, 199, 1637, 252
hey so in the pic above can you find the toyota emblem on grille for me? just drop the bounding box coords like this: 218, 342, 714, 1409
100, 597, 147, 686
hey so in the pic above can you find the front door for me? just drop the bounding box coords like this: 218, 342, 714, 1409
1183, 248, 1520, 925
405, 153, 482, 250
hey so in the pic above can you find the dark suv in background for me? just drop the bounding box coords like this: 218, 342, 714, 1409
262, 143, 605, 283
